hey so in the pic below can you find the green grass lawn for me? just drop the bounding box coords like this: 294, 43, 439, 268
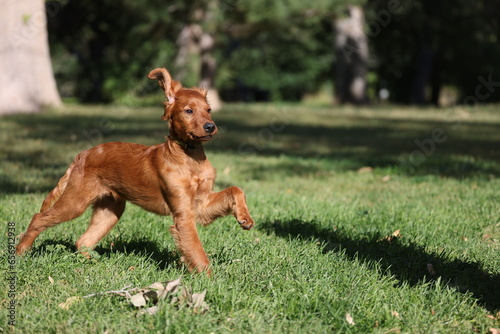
1, 103, 499, 333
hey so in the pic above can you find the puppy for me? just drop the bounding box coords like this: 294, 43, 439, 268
16, 68, 254, 274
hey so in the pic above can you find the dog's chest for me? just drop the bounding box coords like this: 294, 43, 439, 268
189, 165, 216, 194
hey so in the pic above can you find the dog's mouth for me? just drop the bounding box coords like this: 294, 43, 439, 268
190, 132, 214, 141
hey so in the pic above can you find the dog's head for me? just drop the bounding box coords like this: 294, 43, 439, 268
148, 68, 217, 145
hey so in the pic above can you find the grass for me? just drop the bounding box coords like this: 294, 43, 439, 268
0, 102, 499, 333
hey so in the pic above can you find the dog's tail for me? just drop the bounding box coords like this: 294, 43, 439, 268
40, 162, 75, 212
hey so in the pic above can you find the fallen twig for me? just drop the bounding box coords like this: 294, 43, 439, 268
82, 284, 140, 299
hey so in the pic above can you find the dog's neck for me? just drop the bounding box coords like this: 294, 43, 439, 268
168, 135, 201, 151
166, 136, 207, 162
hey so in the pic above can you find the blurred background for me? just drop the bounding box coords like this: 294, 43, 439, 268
2, 0, 500, 113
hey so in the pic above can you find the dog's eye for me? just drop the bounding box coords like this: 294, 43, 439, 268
207, 109, 212, 114
184, 109, 193, 114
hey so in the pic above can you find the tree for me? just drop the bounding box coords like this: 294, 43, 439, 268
46, 0, 222, 106
218, 0, 361, 102
367, 0, 500, 104
0, 0, 62, 114
174, 0, 221, 110
334, 6, 369, 104
46, 0, 181, 102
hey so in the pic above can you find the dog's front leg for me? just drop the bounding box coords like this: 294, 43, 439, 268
169, 210, 211, 274
198, 186, 255, 230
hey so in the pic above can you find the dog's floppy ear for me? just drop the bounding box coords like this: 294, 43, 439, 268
148, 68, 176, 103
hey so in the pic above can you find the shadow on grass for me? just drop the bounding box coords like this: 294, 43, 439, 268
2, 109, 498, 194
31, 239, 76, 256
100, 238, 180, 270
32, 238, 180, 270
260, 219, 500, 312
211, 120, 499, 177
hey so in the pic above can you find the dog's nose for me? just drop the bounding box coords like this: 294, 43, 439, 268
203, 123, 216, 133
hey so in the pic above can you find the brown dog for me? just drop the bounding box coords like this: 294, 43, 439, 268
16, 68, 254, 274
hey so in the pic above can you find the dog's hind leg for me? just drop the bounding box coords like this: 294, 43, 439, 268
39, 162, 75, 212
16, 177, 100, 255
75, 195, 126, 254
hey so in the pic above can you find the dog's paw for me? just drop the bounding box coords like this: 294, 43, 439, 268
15, 243, 30, 256
238, 217, 255, 230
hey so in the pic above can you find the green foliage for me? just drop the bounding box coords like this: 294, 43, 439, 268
220, 22, 333, 101
46, 0, 359, 103
217, 0, 364, 101
1, 103, 499, 332
46, 0, 500, 104
367, 0, 500, 103
47, 0, 183, 102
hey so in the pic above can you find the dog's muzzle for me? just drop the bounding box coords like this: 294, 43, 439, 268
203, 123, 216, 134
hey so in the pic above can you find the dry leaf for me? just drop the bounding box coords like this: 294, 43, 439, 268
192, 290, 207, 309
158, 278, 181, 300
59, 296, 82, 310
148, 282, 165, 290
223, 167, 231, 175
164, 278, 182, 294
158, 288, 169, 300
390, 310, 401, 319
427, 263, 437, 276
192, 290, 209, 314
130, 292, 147, 307
84, 277, 208, 315
140, 306, 159, 315
346, 313, 355, 325
48, 276, 54, 284
380, 230, 402, 242
357, 166, 374, 174
382, 175, 391, 183
178, 286, 191, 305
489, 328, 500, 334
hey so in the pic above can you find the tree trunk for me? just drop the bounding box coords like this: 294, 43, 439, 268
199, 0, 221, 110
0, 0, 62, 114
199, 33, 221, 110
174, 23, 202, 87
334, 6, 369, 105
174, 1, 221, 110
409, 44, 433, 105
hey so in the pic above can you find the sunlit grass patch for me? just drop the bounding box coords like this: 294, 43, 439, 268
1, 103, 499, 332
